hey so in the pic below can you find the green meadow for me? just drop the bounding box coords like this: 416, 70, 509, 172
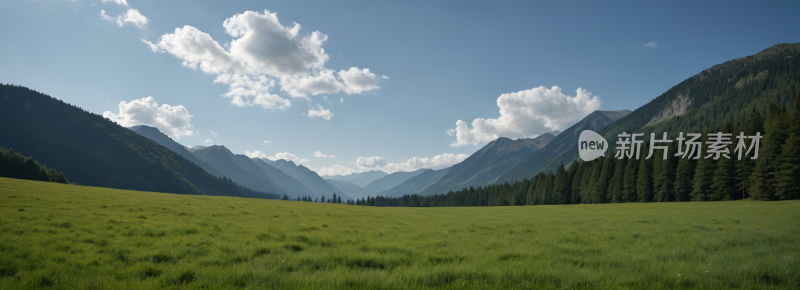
0, 177, 798, 289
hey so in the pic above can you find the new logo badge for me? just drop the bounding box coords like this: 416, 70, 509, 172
578, 130, 607, 161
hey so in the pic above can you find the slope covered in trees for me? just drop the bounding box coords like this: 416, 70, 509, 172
494, 110, 631, 185
0, 84, 278, 199
0, 146, 68, 184
354, 95, 800, 207
539, 43, 800, 174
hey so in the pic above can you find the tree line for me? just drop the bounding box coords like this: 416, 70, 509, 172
351, 95, 800, 207
0, 146, 69, 184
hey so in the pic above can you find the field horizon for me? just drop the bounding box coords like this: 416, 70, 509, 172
1, 177, 798, 289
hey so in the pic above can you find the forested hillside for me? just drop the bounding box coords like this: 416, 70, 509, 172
354, 95, 799, 207
0, 146, 68, 184
0, 84, 278, 199
537, 43, 800, 174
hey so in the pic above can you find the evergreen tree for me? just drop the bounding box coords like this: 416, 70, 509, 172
774, 94, 800, 200
691, 132, 715, 201
282, 194, 289, 200
552, 164, 569, 204
674, 156, 694, 202
636, 142, 653, 202
751, 104, 787, 200
609, 157, 626, 202
593, 156, 614, 203
622, 153, 638, 202
709, 123, 736, 201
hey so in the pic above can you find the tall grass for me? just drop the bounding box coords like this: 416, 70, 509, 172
0, 177, 798, 289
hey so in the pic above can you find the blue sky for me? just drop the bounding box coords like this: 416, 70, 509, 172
2, 0, 798, 175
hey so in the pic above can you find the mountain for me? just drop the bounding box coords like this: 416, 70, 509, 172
326, 179, 374, 200
262, 159, 353, 201
323, 170, 388, 188
379, 168, 451, 197
536, 43, 800, 176
418, 132, 558, 196
493, 110, 631, 184
0, 84, 278, 199
251, 158, 317, 199
363, 169, 426, 193
191, 145, 287, 196
131, 125, 225, 178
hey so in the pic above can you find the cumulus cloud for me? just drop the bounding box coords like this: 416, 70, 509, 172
263, 140, 272, 144
100, 9, 148, 29
147, 10, 385, 110
307, 104, 333, 120
315, 164, 356, 176
103, 96, 195, 140
266, 152, 297, 161
244, 150, 268, 159
298, 158, 310, 163
644, 42, 658, 49
314, 151, 334, 158
338, 67, 384, 94
356, 156, 387, 169
210, 131, 217, 138
448, 86, 601, 147
101, 0, 128, 6
280, 69, 344, 99
203, 138, 213, 143
379, 153, 469, 173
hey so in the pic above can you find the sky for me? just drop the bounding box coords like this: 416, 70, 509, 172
2, 1, 799, 176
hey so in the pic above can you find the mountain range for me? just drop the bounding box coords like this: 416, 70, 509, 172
323, 170, 388, 188
0, 84, 278, 199
416, 131, 560, 196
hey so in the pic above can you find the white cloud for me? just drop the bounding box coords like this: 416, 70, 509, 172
352, 153, 469, 174
357, 156, 386, 169
148, 10, 385, 110
314, 151, 334, 158
307, 103, 333, 120
338, 67, 384, 94
315, 164, 356, 176
210, 131, 217, 138
448, 86, 601, 147
101, 9, 148, 29
203, 138, 213, 143
141, 38, 160, 52
266, 152, 297, 161
298, 158, 310, 163
262, 140, 272, 144
644, 42, 658, 49
339, 97, 343, 102
103, 96, 195, 140
101, 0, 129, 6
280, 69, 345, 99
245, 150, 268, 159
100, 10, 114, 21
380, 153, 469, 173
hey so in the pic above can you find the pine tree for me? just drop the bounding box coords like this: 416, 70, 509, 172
609, 157, 626, 202
691, 132, 715, 201
622, 154, 638, 202
709, 123, 736, 201
552, 164, 569, 204
674, 156, 694, 202
774, 94, 800, 200
751, 104, 787, 200
594, 156, 614, 203
653, 141, 676, 202
636, 142, 653, 202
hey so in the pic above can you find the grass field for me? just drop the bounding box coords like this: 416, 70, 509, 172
0, 177, 798, 289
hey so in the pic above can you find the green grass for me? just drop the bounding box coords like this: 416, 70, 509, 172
0, 177, 798, 289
